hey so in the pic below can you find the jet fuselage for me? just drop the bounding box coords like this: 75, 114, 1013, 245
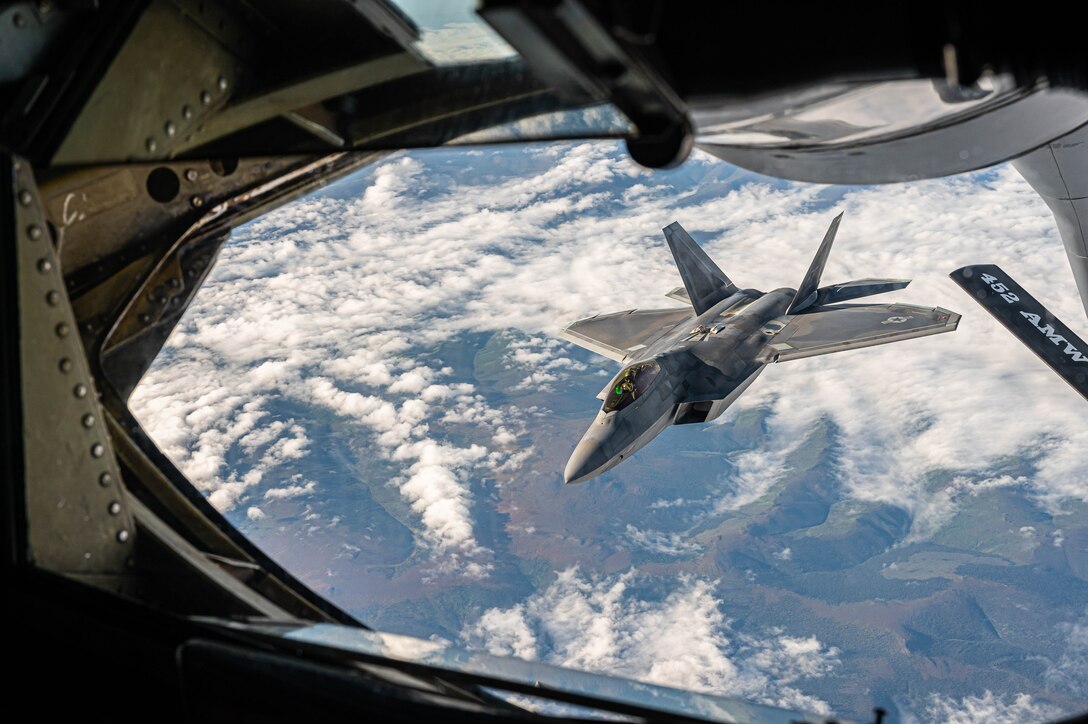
561, 212, 958, 485
564, 288, 794, 484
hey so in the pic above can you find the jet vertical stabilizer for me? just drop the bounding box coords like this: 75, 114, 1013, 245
662, 222, 737, 314
787, 212, 843, 314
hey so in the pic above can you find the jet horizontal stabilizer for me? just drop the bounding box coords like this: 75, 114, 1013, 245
665, 286, 690, 304
813, 278, 910, 306
950, 264, 1088, 401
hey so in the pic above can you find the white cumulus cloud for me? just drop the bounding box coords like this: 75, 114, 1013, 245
462, 568, 839, 714
914, 691, 1063, 724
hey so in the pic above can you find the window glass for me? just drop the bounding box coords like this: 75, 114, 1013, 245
132, 140, 1088, 723
390, 0, 516, 63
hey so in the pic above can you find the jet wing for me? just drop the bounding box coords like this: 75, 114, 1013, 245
765, 303, 959, 362
561, 308, 693, 362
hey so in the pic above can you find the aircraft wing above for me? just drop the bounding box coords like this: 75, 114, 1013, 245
765, 303, 960, 362
561, 308, 693, 361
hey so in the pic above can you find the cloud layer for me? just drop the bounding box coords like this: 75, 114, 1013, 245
462, 567, 840, 715
913, 691, 1063, 724
130, 141, 1088, 718
133, 137, 1087, 572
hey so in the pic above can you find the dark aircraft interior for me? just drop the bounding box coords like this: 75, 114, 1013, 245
2, 1, 1086, 722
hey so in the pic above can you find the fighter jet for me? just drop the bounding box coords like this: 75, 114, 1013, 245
560, 213, 960, 484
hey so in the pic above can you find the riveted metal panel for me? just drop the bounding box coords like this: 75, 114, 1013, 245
52, 0, 240, 164
13, 157, 134, 579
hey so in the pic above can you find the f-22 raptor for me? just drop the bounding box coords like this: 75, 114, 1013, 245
560, 213, 960, 484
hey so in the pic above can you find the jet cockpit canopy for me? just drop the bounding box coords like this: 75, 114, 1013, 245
602, 361, 661, 413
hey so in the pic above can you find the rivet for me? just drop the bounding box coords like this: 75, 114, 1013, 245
27, 224, 43, 240
165, 120, 176, 137
200, 90, 212, 105
37, 258, 52, 273
116, 530, 130, 543
46, 290, 60, 306
13, 12, 26, 27
108, 501, 121, 515
168, 278, 181, 289
98, 471, 112, 487
90, 442, 105, 458
74, 383, 88, 398
146, 137, 157, 153
55, 322, 69, 338
18, 189, 33, 206
58, 358, 72, 373
138, 313, 151, 325
185, 168, 198, 182
190, 195, 204, 208
217, 75, 228, 91
182, 105, 193, 120
82, 413, 95, 428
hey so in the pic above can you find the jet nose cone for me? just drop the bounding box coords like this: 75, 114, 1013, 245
564, 439, 611, 485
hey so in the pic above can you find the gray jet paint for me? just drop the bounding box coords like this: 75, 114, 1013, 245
1012, 123, 1088, 321
560, 213, 960, 484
